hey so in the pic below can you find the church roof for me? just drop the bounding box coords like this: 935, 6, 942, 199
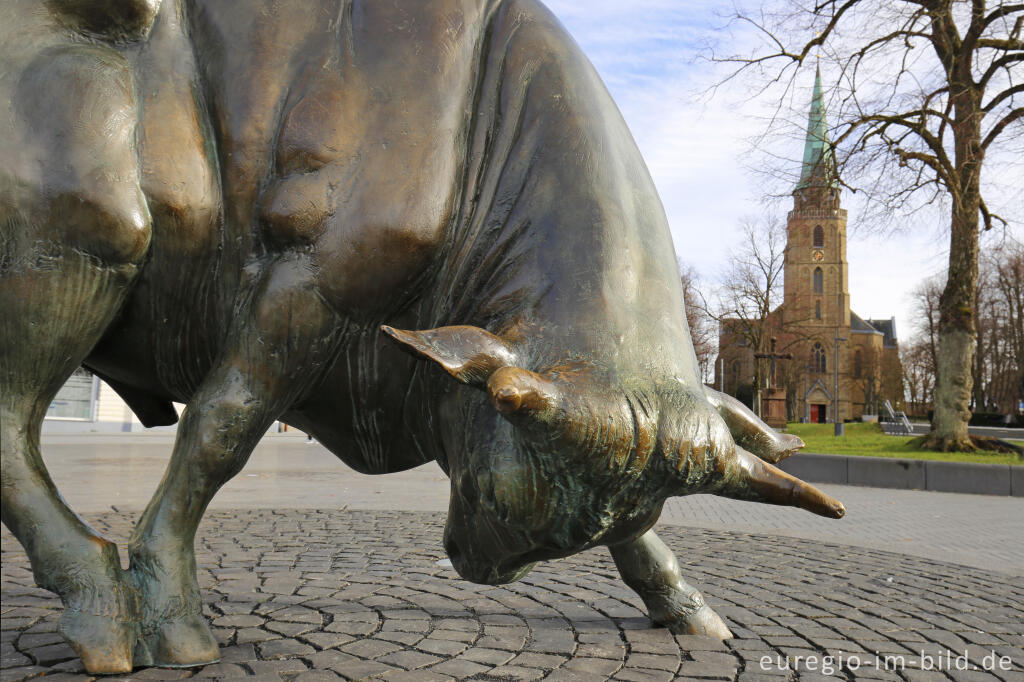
850, 312, 880, 334
850, 312, 900, 348
867, 317, 899, 347
796, 66, 839, 191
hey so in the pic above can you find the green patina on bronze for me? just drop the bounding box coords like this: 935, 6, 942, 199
797, 65, 841, 191
0, 0, 845, 673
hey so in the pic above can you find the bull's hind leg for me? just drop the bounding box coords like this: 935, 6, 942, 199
610, 530, 733, 638
0, 45, 151, 673
128, 258, 339, 667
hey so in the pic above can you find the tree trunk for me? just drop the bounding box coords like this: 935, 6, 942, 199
925, 80, 982, 452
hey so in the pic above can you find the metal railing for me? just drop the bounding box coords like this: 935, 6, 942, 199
882, 399, 913, 435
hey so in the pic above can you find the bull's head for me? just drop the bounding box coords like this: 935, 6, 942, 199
383, 324, 843, 585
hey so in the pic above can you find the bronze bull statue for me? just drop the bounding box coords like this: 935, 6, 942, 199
0, 0, 845, 673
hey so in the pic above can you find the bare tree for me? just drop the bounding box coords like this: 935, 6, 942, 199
992, 241, 1024, 415
713, 0, 1023, 450
854, 346, 883, 414
975, 240, 1024, 417
709, 216, 814, 414
679, 261, 717, 384
901, 339, 937, 416
912, 273, 945, 375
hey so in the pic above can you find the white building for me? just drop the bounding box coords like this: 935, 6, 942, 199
44, 369, 177, 433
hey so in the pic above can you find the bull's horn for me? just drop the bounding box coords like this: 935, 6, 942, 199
381, 325, 518, 389
721, 446, 846, 519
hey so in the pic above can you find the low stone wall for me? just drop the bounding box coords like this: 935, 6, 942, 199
778, 452, 1023, 497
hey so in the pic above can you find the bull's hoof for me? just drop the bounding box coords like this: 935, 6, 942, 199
137, 614, 220, 668
657, 603, 734, 639
59, 610, 136, 674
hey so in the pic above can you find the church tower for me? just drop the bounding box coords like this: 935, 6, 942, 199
782, 67, 852, 422
716, 68, 902, 423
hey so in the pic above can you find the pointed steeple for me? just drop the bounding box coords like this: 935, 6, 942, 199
796, 66, 838, 191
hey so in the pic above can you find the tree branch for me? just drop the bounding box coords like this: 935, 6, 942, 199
982, 105, 1024, 149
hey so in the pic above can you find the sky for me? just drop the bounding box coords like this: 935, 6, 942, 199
541, 0, 1023, 345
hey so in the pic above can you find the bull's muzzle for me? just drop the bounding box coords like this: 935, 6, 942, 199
443, 531, 535, 585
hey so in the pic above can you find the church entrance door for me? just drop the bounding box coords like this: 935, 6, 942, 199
810, 404, 827, 423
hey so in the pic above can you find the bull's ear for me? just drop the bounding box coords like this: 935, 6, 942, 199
381, 325, 519, 389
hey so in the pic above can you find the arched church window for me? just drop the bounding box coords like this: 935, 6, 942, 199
854, 350, 863, 378
813, 267, 823, 294
815, 300, 822, 320
811, 343, 826, 373
813, 225, 824, 248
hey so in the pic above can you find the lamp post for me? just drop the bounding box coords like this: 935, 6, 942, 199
833, 329, 847, 436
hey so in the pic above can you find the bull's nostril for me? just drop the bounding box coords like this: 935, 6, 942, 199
444, 536, 462, 562
491, 385, 522, 414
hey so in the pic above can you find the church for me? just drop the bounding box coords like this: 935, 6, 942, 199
715, 69, 903, 424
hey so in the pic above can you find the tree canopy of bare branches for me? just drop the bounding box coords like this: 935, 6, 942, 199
713, 0, 1023, 450
975, 240, 1024, 416
678, 262, 717, 384
708, 217, 799, 413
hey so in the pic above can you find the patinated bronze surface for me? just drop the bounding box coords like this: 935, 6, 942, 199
0, 0, 845, 673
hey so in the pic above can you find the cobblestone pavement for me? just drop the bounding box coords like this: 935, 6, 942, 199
3, 509, 1023, 682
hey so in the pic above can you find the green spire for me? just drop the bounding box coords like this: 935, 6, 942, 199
796, 66, 838, 191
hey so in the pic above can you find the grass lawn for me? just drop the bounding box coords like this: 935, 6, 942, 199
784, 422, 1024, 466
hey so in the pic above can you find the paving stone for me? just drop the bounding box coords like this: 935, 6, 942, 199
376, 631, 424, 646
485, 664, 545, 680
506, 652, 567, 669
542, 670, 597, 682
266, 620, 318, 637
293, 671, 343, 681
15, 632, 63, 649
676, 660, 738, 679
563, 656, 622, 675
428, 629, 475, 643
306, 649, 360, 671
377, 670, 453, 682
415, 638, 468, 656
0, 648, 31, 668
218, 643, 258, 663
334, 660, 399, 680
376, 650, 443, 670
677, 635, 732, 651
326, 620, 378, 636
194, 662, 248, 677
614, 668, 674, 681
211, 614, 265, 628
340, 638, 403, 659
692, 651, 743, 667
458, 647, 516, 665
236, 627, 280, 644
902, 671, 957, 681
257, 637, 316, 659
427, 658, 490, 678
123, 667, 196, 679
26, 642, 77, 665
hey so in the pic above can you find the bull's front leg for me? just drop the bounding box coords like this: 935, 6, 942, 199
128, 258, 339, 667
609, 530, 733, 638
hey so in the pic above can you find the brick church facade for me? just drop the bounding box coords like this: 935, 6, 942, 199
715, 69, 903, 423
